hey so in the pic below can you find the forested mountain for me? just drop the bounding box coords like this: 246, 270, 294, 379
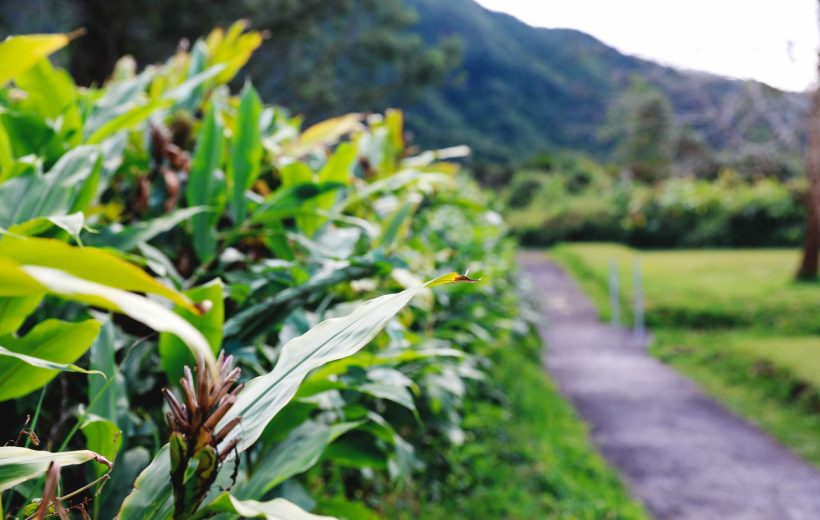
400, 0, 808, 164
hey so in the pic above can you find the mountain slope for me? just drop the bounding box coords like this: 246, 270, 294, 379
400, 0, 807, 164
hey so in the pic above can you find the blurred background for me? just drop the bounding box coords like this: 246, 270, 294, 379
4, 0, 815, 254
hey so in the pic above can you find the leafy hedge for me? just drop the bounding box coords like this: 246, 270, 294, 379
507, 157, 806, 248
0, 27, 538, 519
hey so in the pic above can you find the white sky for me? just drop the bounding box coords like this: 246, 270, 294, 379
474, 0, 818, 92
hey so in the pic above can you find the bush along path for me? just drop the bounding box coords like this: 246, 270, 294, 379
519, 252, 820, 520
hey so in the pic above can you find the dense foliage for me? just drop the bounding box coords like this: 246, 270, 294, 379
506, 154, 806, 248
0, 28, 545, 519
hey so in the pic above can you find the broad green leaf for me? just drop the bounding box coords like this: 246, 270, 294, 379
310, 142, 358, 233
0, 257, 45, 295
117, 445, 173, 518
120, 273, 472, 519
280, 162, 319, 235
378, 197, 420, 248
0, 122, 13, 180
0, 446, 110, 493
0, 236, 197, 312
158, 279, 223, 384
248, 183, 344, 226
18, 265, 217, 379
81, 415, 122, 478
88, 316, 127, 428
162, 64, 224, 104
83, 68, 155, 138
13, 58, 77, 120
186, 103, 223, 263
0, 295, 43, 335
228, 82, 262, 223
196, 494, 334, 520
85, 206, 207, 251
238, 421, 361, 498
287, 113, 362, 157
0, 33, 75, 85
86, 98, 172, 144
0, 319, 101, 401
0, 145, 101, 229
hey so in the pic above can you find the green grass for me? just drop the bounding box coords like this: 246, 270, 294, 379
551, 242, 820, 468
652, 330, 820, 466
551, 243, 820, 333
385, 332, 647, 519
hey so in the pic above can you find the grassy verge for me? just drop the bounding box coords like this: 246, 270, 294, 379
653, 330, 820, 466
551, 242, 820, 468
551, 243, 820, 333
385, 331, 647, 519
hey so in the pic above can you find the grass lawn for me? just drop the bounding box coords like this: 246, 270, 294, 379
385, 331, 647, 519
551, 243, 820, 467
551, 243, 820, 333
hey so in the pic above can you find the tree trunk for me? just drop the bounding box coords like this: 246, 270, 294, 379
796, 7, 820, 280
797, 182, 820, 279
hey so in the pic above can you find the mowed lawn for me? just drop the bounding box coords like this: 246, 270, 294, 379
550, 243, 820, 466
550, 243, 820, 333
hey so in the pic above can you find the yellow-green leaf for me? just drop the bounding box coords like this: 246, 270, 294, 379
0, 32, 78, 85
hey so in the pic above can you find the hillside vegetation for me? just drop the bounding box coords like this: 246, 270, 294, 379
404, 0, 807, 164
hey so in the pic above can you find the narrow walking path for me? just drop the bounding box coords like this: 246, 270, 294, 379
519, 252, 820, 520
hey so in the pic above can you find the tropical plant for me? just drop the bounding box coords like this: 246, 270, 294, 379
0, 25, 522, 519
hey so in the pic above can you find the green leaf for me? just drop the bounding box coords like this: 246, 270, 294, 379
0, 319, 101, 401
186, 103, 223, 263
0, 145, 101, 230
0, 33, 74, 85
195, 493, 334, 520
86, 98, 172, 145
248, 183, 344, 226
158, 279, 223, 384
287, 113, 362, 157
280, 162, 320, 235
317, 142, 356, 208
228, 82, 262, 224
237, 421, 361, 498
84, 68, 155, 138
0, 236, 197, 312
0, 446, 110, 493
81, 415, 122, 478
88, 316, 127, 428
0, 295, 43, 335
0, 121, 13, 180
17, 264, 217, 380
86, 206, 207, 251
13, 58, 77, 120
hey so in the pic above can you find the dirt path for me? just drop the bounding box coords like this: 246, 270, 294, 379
519, 252, 820, 520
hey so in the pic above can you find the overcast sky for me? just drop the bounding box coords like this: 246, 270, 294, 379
473, 0, 818, 92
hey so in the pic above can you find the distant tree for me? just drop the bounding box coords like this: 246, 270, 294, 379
0, 0, 460, 119
671, 129, 718, 178
604, 78, 673, 183
796, 4, 820, 280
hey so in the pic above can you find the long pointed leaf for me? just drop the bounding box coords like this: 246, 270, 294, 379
0, 446, 110, 493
